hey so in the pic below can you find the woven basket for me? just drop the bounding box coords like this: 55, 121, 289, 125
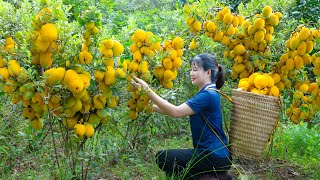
229, 89, 281, 160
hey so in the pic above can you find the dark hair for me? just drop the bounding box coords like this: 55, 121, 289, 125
190, 53, 226, 89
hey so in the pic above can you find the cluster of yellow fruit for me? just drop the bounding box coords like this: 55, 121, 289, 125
29, 7, 59, 67
273, 27, 319, 91
75, 21, 100, 64
153, 37, 184, 89
1, 37, 17, 54
237, 72, 280, 97
126, 29, 159, 119
285, 81, 320, 124
183, 4, 202, 34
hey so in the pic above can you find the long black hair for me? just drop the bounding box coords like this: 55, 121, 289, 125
190, 53, 226, 89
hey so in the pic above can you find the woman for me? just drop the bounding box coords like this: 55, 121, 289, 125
131, 53, 232, 179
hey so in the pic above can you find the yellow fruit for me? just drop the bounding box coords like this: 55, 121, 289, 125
290, 36, 300, 50
223, 13, 233, 24
254, 30, 265, 43
272, 73, 281, 84
253, 18, 265, 30
104, 66, 116, 85
262, 6, 273, 18
206, 21, 217, 33
254, 74, 268, 89
265, 34, 273, 42
172, 36, 183, 50
286, 58, 295, 70
192, 21, 201, 32
163, 80, 173, 89
238, 80, 249, 90
270, 86, 280, 97
299, 27, 311, 41
128, 61, 139, 73
234, 44, 245, 55
163, 70, 174, 81
294, 55, 304, 69
163, 58, 173, 70
112, 40, 124, 57
7, 60, 20, 76
153, 66, 165, 80
275, 12, 283, 19
91, 26, 99, 34
31, 118, 43, 130
85, 124, 95, 137
63, 116, 78, 129
133, 29, 146, 42
306, 41, 314, 54
227, 25, 235, 36
234, 63, 245, 73
74, 124, 86, 137
297, 41, 307, 55
266, 26, 274, 34
94, 70, 105, 82
267, 14, 279, 26
39, 23, 58, 42
173, 57, 183, 69
129, 110, 138, 120
0, 67, 10, 81
189, 39, 197, 50
299, 83, 309, 92
79, 51, 93, 64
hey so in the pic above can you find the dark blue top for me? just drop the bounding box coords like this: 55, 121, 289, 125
186, 83, 230, 158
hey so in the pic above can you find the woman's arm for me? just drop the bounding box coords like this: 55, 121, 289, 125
132, 77, 194, 118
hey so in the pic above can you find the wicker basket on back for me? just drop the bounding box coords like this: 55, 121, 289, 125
229, 89, 281, 160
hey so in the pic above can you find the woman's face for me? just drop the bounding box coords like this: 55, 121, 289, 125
190, 63, 211, 88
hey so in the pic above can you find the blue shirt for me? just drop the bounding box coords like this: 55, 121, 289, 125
186, 83, 230, 158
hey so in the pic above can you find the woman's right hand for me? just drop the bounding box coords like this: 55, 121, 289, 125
131, 76, 150, 91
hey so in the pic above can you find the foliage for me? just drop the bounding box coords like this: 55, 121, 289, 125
289, 0, 320, 24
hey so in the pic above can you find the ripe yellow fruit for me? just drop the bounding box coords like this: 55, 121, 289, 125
163, 58, 173, 70
227, 25, 235, 36
294, 55, 304, 69
306, 41, 314, 54
79, 51, 93, 64
112, 40, 124, 57
267, 14, 279, 26
129, 110, 138, 120
163, 70, 174, 81
238, 79, 249, 90
299, 27, 310, 41
133, 51, 143, 62
31, 118, 43, 130
163, 80, 173, 89
39, 23, 58, 42
0, 67, 10, 81
206, 21, 217, 33
299, 83, 309, 92
192, 21, 202, 32
133, 29, 147, 42
254, 74, 268, 89
74, 124, 86, 137
272, 73, 281, 84
265, 34, 273, 42
270, 86, 280, 97
286, 58, 295, 70
234, 44, 245, 55
153, 66, 165, 80
253, 18, 265, 30
104, 66, 116, 85
223, 13, 233, 24
290, 36, 300, 50
7, 60, 21, 76
233, 63, 245, 73
254, 30, 265, 43
189, 39, 197, 50
62, 116, 78, 129
172, 36, 183, 50
262, 6, 273, 18
85, 124, 95, 137
297, 41, 307, 56
232, 17, 239, 27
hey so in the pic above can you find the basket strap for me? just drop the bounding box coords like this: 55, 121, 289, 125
207, 88, 233, 102
200, 112, 231, 153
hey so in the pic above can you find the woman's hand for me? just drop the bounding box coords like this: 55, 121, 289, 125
131, 76, 150, 91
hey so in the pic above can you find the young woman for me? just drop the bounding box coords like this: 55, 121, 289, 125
131, 53, 232, 179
